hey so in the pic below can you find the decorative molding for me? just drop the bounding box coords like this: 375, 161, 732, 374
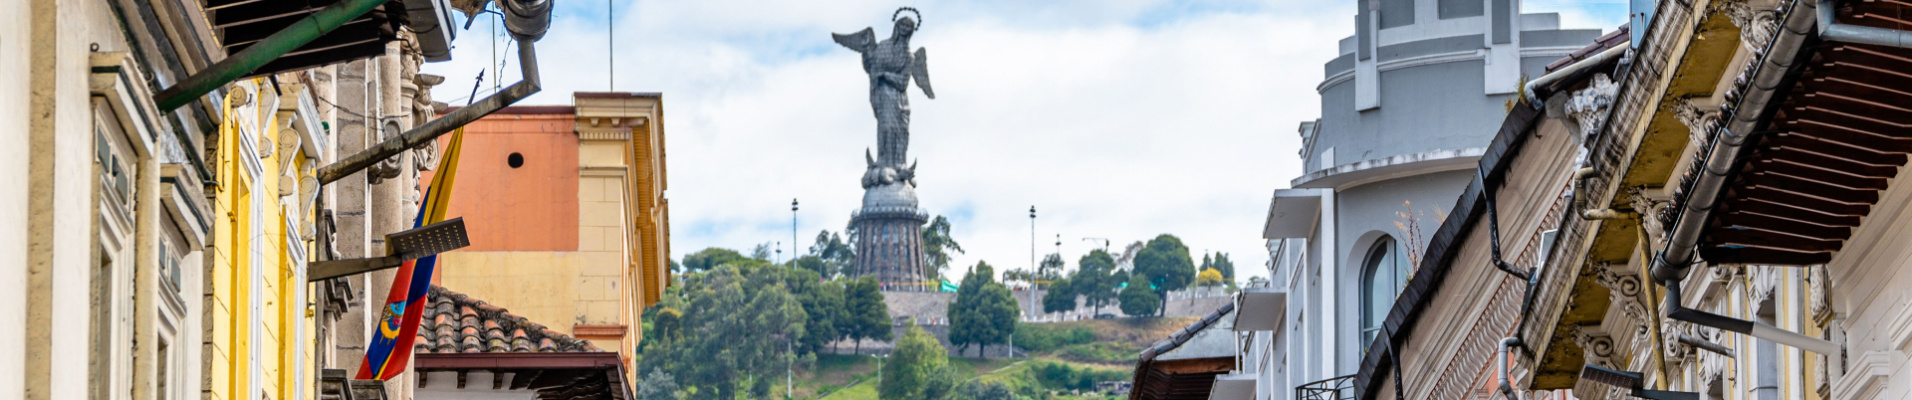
1832, 350, 1904, 400
1889, 298, 1912, 353
578, 130, 632, 141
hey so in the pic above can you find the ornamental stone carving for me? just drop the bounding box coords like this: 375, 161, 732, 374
1673, 96, 1719, 151
1663, 318, 1692, 365
1719, 0, 1781, 51
1572, 324, 1617, 367
1627, 187, 1669, 242
1749, 264, 1780, 312
1566, 74, 1619, 143
1811, 264, 1833, 324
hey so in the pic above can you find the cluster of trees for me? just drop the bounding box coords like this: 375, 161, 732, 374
947, 261, 1020, 357
636, 258, 892, 399
1039, 234, 1210, 317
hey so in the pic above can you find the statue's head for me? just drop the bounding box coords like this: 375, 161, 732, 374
893, 7, 921, 38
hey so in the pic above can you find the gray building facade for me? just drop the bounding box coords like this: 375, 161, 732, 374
1233, 2, 1603, 399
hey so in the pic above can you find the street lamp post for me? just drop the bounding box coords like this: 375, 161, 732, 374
792, 198, 800, 262
870, 354, 887, 389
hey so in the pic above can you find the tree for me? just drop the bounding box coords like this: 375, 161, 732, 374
681, 247, 747, 272
1037, 253, 1065, 281
791, 255, 830, 279
921, 215, 964, 281
880, 324, 949, 399
1132, 234, 1195, 316
1119, 274, 1162, 317
786, 268, 845, 354
1196, 268, 1224, 287
1201, 252, 1236, 285
635, 368, 683, 400
921, 365, 963, 400
955, 381, 1015, 400
810, 230, 856, 278
1041, 277, 1076, 314
749, 243, 773, 261
948, 261, 1019, 358
1071, 249, 1125, 316
843, 277, 892, 354
636, 264, 806, 400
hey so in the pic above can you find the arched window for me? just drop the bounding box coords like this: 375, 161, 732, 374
1361, 236, 1407, 347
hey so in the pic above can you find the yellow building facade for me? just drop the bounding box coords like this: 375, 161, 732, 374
204, 79, 325, 400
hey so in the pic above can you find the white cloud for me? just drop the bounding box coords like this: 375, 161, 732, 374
423, 0, 1613, 281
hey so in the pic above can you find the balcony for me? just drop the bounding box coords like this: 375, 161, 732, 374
1296, 375, 1355, 400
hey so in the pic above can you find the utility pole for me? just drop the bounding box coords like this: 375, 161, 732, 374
1022, 206, 1034, 358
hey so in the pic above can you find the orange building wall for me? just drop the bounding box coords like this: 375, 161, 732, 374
424, 111, 579, 252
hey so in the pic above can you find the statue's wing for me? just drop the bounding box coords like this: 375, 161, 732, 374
832, 28, 876, 52
911, 48, 934, 99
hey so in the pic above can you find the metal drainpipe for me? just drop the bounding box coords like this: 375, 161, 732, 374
1499, 337, 1522, 400
317, 38, 542, 184
154, 0, 391, 111
1522, 45, 1629, 109
1819, 0, 1912, 48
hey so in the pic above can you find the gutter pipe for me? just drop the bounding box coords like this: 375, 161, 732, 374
1641, 0, 1846, 364
317, 3, 550, 184
1677, 334, 1738, 358
155, 0, 391, 111
1819, 0, 1912, 48
1648, 0, 1814, 284
1523, 45, 1629, 109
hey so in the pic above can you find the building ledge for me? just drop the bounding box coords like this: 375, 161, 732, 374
1291, 148, 1485, 190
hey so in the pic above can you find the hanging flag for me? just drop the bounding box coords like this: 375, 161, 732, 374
355, 128, 467, 380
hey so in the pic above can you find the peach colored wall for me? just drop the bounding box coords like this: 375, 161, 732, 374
424, 113, 579, 252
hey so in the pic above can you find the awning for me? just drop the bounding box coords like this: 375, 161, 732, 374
1208, 373, 1257, 400
1233, 288, 1286, 331
1262, 189, 1326, 239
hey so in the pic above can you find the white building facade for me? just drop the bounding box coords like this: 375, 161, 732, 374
1234, 0, 1601, 398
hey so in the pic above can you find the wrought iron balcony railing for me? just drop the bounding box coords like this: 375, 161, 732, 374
1296, 374, 1356, 400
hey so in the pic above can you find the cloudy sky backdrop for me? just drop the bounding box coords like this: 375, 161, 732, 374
423, 0, 1625, 281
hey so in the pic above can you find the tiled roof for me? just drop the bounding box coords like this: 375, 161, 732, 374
1546, 24, 1631, 72
415, 285, 602, 354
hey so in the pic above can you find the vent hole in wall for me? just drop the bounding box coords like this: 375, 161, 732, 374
508, 152, 524, 168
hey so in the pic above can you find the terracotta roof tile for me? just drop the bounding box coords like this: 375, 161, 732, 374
415, 285, 602, 354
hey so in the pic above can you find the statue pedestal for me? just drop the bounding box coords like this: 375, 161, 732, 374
851, 182, 930, 291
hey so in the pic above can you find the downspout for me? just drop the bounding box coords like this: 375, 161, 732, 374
154, 0, 393, 111
317, 0, 551, 184
1818, 0, 1912, 48
1663, 280, 1842, 356
1499, 337, 1522, 400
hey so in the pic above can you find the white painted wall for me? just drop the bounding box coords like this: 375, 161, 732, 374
0, 0, 31, 396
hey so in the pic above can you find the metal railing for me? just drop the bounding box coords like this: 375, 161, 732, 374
1296, 375, 1356, 400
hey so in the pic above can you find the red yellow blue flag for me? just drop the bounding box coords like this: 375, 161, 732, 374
355, 128, 466, 380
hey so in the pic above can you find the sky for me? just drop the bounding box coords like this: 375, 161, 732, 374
422, 0, 1625, 282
